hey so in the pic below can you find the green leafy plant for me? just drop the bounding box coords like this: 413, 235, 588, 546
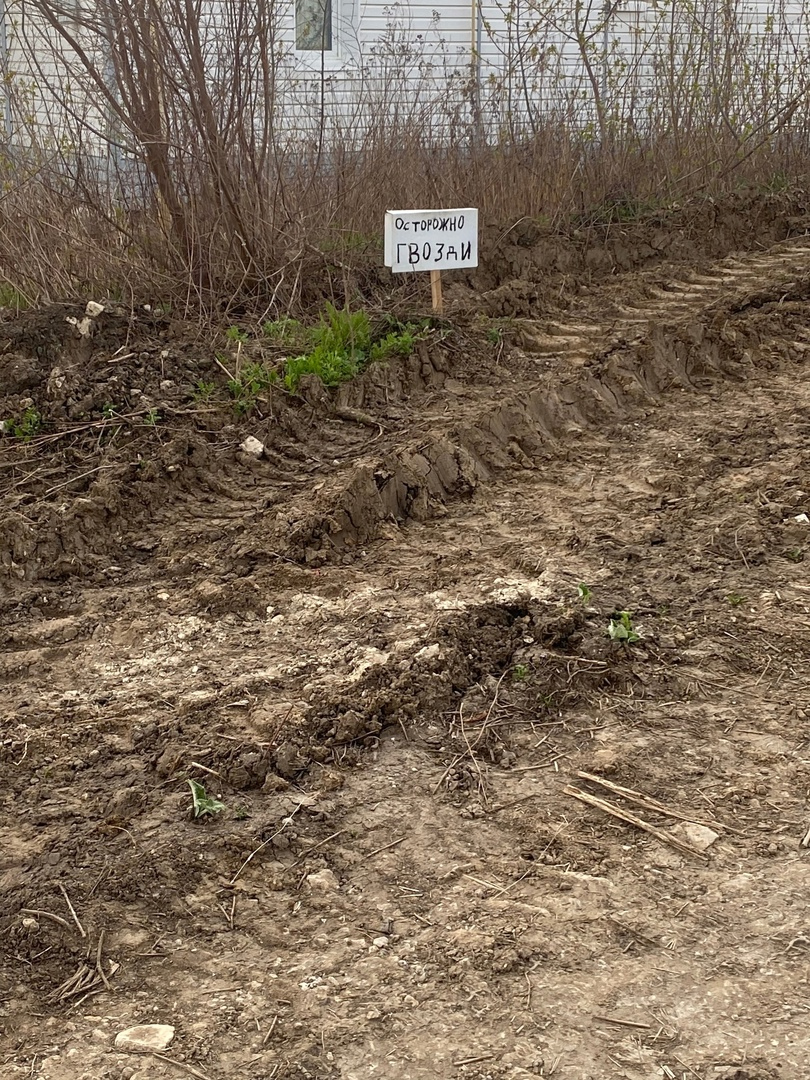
725, 592, 746, 607
225, 325, 248, 343
6, 406, 42, 440
577, 583, 593, 604
144, 408, 161, 426
283, 348, 360, 390
187, 779, 226, 818
282, 305, 427, 393
262, 316, 308, 348
608, 611, 640, 643
368, 327, 419, 362
785, 549, 804, 563
512, 662, 530, 681
227, 361, 279, 414
193, 379, 217, 402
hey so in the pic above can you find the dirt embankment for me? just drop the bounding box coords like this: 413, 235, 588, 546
2, 195, 810, 1080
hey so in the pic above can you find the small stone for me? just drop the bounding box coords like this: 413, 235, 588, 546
372, 936, 389, 949
671, 821, 719, 852
306, 869, 339, 892
114, 1024, 175, 1053
85, 300, 105, 317
240, 435, 264, 458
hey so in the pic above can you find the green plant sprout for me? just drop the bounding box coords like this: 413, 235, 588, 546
608, 611, 640, 643
6, 407, 42, 440
187, 779, 226, 818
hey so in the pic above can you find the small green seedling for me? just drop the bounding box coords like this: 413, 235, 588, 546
577, 583, 592, 604
144, 408, 160, 426
225, 325, 248, 343
187, 779, 225, 818
512, 663, 530, 681
608, 611, 640, 643
6, 407, 42, 440
725, 593, 746, 607
193, 379, 216, 402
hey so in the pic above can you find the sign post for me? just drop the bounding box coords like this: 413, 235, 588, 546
384, 208, 478, 313
430, 269, 443, 314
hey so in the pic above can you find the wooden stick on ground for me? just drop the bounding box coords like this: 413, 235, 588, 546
58, 884, 86, 938
574, 770, 731, 832
563, 786, 707, 859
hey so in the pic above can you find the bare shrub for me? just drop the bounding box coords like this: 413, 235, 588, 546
0, 0, 808, 317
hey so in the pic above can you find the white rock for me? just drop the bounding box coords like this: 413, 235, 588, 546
240, 435, 265, 458
794, 513, 809, 525
85, 301, 105, 317
114, 1024, 175, 1053
372, 936, 389, 949
306, 869, 339, 892
671, 821, 719, 852
414, 643, 441, 662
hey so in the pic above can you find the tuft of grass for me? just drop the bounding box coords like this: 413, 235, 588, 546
0, 283, 30, 310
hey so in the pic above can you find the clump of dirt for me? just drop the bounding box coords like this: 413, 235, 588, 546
472, 189, 810, 314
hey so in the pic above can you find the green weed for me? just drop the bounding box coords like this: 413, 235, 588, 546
0, 283, 29, 310
284, 349, 359, 390
193, 379, 217, 402
226, 325, 249, 344
512, 663, 530, 681
282, 304, 426, 393
144, 408, 161, 426
725, 592, 746, 607
785, 548, 804, 563
187, 779, 226, 818
4, 406, 42, 440
577, 583, 593, 604
227, 361, 278, 414
368, 328, 419, 362
607, 610, 640, 644
262, 316, 309, 349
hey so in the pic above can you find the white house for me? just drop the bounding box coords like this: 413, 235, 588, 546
0, 0, 807, 163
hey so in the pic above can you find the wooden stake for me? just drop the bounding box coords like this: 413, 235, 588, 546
430, 269, 443, 314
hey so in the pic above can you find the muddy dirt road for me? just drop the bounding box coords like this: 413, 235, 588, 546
2, 224, 810, 1080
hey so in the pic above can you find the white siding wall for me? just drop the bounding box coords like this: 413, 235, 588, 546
1, 0, 809, 156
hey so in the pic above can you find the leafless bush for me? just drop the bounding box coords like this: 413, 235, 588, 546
0, 0, 808, 316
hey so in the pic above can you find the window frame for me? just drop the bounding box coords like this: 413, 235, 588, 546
293, 0, 359, 69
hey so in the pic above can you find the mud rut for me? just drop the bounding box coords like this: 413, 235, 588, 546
3, 238, 810, 1080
